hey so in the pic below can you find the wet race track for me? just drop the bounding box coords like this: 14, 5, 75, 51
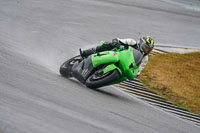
0, 0, 200, 132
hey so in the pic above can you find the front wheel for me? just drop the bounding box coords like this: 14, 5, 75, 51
60, 55, 82, 78
85, 69, 120, 89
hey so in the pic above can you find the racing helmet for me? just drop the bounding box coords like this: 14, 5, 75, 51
138, 36, 154, 56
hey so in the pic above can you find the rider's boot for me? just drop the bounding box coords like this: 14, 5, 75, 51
80, 48, 96, 58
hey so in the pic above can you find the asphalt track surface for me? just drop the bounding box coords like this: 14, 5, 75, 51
0, 0, 200, 133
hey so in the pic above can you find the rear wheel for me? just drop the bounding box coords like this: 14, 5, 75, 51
85, 69, 120, 89
60, 55, 82, 78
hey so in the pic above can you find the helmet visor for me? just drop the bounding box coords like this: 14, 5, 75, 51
142, 44, 151, 54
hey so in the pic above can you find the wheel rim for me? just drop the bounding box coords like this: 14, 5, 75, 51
91, 70, 111, 81
64, 56, 82, 67
69, 60, 77, 65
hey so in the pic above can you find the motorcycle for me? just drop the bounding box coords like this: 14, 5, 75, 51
60, 44, 143, 88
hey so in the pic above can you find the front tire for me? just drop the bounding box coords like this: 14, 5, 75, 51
60, 55, 82, 78
85, 69, 120, 89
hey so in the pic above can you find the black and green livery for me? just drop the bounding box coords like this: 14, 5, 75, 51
60, 43, 143, 88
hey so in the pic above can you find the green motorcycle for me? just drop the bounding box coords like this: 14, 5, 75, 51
60, 43, 143, 88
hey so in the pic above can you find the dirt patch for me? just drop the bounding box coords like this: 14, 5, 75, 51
139, 52, 200, 115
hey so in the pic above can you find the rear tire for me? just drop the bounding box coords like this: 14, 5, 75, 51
60, 55, 82, 78
85, 69, 120, 89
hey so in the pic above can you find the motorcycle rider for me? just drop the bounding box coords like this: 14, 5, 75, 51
80, 36, 154, 76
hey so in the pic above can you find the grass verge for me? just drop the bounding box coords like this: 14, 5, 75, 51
139, 52, 200, 115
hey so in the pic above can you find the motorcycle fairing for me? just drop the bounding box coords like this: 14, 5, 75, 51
90, 47, 142, 80
91, 51, 119, 68
132, 48, 143, 66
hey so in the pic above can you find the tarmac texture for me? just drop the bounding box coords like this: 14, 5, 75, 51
0, 0, 200, 132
